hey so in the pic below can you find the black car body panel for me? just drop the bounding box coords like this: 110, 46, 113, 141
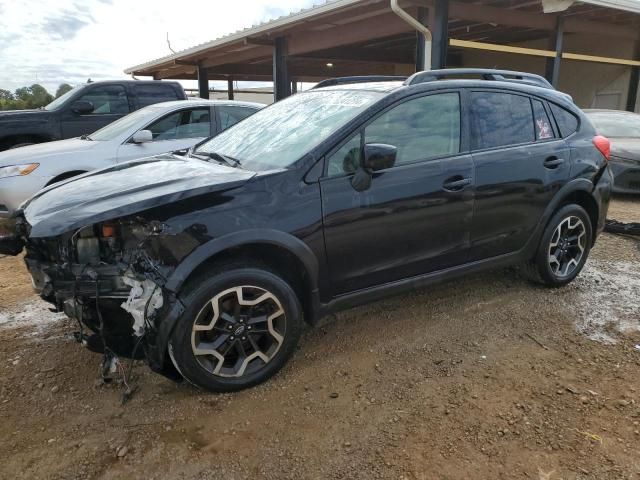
4, 76, 612, 379
20, 155, 256, 238
0, 81, 186, 151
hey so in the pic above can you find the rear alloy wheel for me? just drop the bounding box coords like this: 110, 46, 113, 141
528, 204, 592, 287
169, 268, 302, 392
547, 216, 587, 278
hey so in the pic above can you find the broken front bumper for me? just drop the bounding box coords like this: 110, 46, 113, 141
23, 255, 183, 379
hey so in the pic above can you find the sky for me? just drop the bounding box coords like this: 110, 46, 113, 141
0, 0, 319, 94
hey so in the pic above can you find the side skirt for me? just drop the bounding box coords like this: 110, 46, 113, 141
320, 250, 524, 316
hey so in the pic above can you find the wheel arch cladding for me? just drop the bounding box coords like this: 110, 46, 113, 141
558, 189, 599, 244
164, 229, 320, 325
537, 179, 598, 242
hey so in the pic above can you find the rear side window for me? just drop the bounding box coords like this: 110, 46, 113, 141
549, 104, 579, 137
216, 105, 257, 131
532, 100, 554, 140
134, 84, 180, 108
470, 92, 534, 149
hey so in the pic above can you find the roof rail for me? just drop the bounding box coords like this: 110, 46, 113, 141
405, 69, 554, 89
312, 76, 407, 89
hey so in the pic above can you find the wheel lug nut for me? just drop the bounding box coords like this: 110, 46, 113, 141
241, 336, 246, 341
247, 326, 252, 330
230, 336, 235, 340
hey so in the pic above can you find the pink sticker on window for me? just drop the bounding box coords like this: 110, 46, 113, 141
537, 119, 552, 139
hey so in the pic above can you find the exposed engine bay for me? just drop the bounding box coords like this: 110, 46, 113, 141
18, 215, 188, 387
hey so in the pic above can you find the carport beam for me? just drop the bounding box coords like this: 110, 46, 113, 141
273, 37, 291, 101
198, 65, 209, 99
545, 16, 564, 88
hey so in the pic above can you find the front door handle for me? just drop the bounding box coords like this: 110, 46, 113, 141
544, 157, 565, 169
443, 177, 472, 192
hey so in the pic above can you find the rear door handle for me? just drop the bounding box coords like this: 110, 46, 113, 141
544, 157, 565, 169
443, 177, 472, 191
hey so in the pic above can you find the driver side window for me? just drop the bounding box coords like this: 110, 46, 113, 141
78, 85, 129, 114
326, 93, 461, 177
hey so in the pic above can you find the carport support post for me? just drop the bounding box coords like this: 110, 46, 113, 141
627, 66, 639, 112
273, 37, 291, 102
626, 42, 640, 112
431, 0, 449, 70
197, 64, 209, 99
545, 16, 564, 88
227, 79, 235, 100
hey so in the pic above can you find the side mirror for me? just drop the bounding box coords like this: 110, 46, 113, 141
70, 100, 94, 115
363, 143, 397, 172
132, 130, 153, 144
351, 143, 397, 192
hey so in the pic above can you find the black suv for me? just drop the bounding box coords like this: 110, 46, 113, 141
0, 80, 187, 151
0, 69, 612, 392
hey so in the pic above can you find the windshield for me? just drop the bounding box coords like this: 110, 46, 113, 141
196, 90, 384, 171
90, 106, 163, 141
44, 86, 81, 111
587, 111, 640, 138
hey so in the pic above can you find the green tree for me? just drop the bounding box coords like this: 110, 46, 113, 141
29, 84, 54, 107
55, 83, 73, 98
0, 89, 13, 101
4, 84, 54, 110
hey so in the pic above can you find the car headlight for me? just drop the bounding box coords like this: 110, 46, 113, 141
0, 163, 39, 179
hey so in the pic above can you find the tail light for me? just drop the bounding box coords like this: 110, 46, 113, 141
592, 135, 610, 161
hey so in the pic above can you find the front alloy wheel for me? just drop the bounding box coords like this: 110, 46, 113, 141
191, 286, 286, 378
169, 267, 302, 392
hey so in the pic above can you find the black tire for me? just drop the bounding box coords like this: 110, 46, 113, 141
527, 204, 592, 287
168, 267, 302, 392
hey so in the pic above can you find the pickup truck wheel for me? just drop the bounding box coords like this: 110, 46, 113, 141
168, 267, 302, 392
526, 204, 592, 287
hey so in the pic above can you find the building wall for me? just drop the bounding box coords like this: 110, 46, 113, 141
458, 33, 639, 112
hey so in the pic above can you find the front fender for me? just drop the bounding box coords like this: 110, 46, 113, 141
147, 229, 321, 374
163, 228, 320, 294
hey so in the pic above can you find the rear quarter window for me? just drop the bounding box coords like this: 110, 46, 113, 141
133, 84, 180, 108
549, 103, 579, 138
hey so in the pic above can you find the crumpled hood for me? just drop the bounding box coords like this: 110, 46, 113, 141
0, 138, 99, 167
610, 138, 640, 162
22, 154, 256, 238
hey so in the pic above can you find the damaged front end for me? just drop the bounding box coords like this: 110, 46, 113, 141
21, 215, 185, 380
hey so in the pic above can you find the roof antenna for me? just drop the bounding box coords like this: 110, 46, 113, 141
166, 32, 176, 54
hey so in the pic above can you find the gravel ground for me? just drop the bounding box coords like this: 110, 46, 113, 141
0, 197, 639, 480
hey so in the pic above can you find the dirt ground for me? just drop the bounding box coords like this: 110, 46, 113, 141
0, 198, 639, 480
